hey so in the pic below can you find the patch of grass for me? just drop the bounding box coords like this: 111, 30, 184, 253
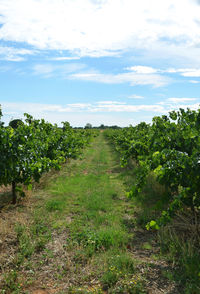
2, 270, 21, 293
13, 215, 52, 267
159, 227, 200, 294
71, 226, 129, 255
15, 224, 35, 263
100, 251, 146, 293
46, 199, 64, 212
68, 286, 104, 293
142, 242, 152, 250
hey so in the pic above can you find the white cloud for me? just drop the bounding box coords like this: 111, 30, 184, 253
1, 101, 165, 115
163, 67, 200, 77
0, 0, 200, 58
69, 71, 169, 87
33, 64, 54, 76
126, 66, 157, 74
157, 97, 200, 112
189, 80, 200, 84
126, 66, 200, 80
1, 102, 138, 127
33, 63, 86, 77
30, 62, 200, 85
1, 101, 165, 127
181, 69, 200, 77
164, 68, 179, 73
91, 103, 164, 113
0, 46, 35, 61
67, 103, 92, 108
167, 97, 198, 103
128, 95, 144, 99
170, 103, 200, 111
96, 101, 126, 105
51, 56, 80, 61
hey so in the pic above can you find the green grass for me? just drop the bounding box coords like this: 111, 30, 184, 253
159, 227, 200, 294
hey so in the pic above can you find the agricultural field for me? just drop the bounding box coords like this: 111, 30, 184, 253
0, 110, 200, 293
1, 0, 200, 293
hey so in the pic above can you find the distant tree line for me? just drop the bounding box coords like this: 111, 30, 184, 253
74, 123, 122, 130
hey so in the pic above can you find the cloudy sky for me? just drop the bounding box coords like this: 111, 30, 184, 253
1, 0, 200, 126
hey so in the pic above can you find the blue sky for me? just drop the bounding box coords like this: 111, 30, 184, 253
1, 0, 200, 126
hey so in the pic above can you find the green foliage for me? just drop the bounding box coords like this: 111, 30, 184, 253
84, 123, 92, 129
9, 119, 24, 129
0, 105, 4, 127
0, 110, 97, 203
105, 108, 200, 226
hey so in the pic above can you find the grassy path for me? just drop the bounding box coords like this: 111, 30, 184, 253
0, 133, 179, 293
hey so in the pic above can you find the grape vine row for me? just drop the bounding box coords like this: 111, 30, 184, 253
105, 108, 200, 229
0, 109, 97, 204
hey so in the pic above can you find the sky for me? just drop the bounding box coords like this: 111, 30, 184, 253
1, 0, 200, 127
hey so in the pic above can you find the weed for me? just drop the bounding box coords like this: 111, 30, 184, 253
159, 227, 200, 293
142, 242, 152, 250
72, 227, 128, 254
101, 252, 135, 290
114, 275, 147, 294
111, 193, 118, 199
46, 199, 64, 212
15, 224, 34, 263
68, 286, 104, 293
2, 270, 21, 292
